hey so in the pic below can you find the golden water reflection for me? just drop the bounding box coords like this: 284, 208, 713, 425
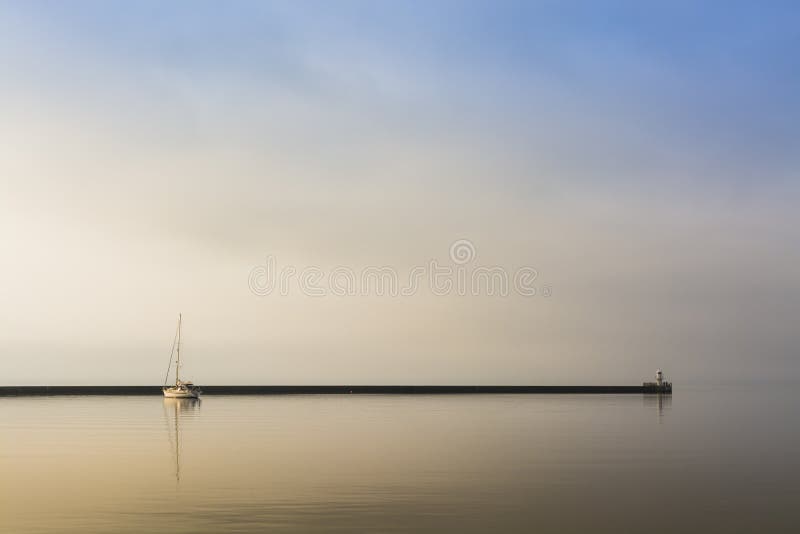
1, 389, 797, 533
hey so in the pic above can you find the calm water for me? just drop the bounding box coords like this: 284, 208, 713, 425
1, 385, 797, 533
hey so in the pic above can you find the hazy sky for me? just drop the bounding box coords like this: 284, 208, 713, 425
1, 1, 798, 385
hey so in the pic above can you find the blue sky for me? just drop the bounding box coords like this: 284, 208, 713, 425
6, 1, 798, 190
1, 1, 799, 384
6, 5, 798, 142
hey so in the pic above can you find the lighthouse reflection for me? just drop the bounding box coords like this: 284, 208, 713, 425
163, 398, 201, 484
643, 392, 672, 422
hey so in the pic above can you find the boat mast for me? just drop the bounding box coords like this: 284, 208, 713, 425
176, 313, 181, 384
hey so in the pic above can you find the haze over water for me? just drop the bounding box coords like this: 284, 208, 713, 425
2, 385, 796, 533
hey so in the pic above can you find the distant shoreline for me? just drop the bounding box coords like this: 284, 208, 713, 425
0, 385, 670, 396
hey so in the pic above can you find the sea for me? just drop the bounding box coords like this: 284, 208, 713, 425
1, 384, 797, 533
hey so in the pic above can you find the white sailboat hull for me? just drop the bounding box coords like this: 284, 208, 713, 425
163, 386, 200, 399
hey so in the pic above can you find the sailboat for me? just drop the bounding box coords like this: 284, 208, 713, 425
163, 314, 201, 398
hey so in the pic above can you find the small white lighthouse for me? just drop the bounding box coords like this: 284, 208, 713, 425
644, 369, 671, 392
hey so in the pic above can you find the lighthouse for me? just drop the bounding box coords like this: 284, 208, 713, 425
643, 369, 672, 393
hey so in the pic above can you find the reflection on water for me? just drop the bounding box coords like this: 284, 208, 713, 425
163, 398, 201, 484
642, 392, 672, 422
1, 388, 797, 533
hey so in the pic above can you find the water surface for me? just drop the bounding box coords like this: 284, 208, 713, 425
1, 386, 797, 533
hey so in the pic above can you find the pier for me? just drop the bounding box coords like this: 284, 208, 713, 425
0, 384, 672, 396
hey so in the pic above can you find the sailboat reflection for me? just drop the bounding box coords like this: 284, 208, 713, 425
163, 398, 201, 483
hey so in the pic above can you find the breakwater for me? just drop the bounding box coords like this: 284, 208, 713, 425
0, 385, 671, 396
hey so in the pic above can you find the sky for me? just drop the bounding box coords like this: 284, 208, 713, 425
1, 1, 799, 385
